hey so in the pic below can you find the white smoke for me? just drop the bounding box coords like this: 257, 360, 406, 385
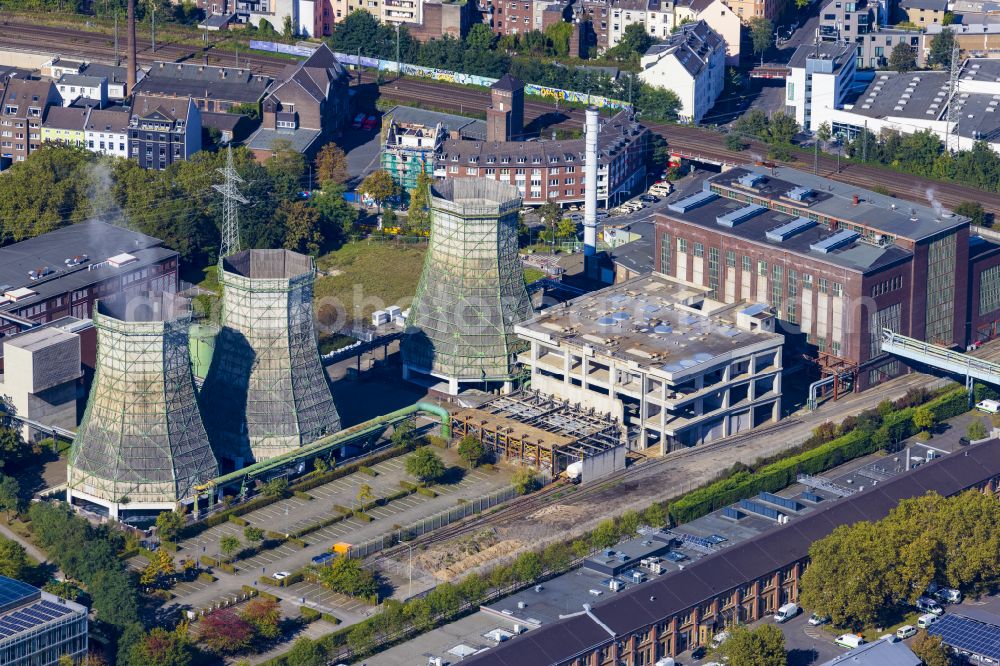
87, 160, 129, 230
926, 187, 944, 217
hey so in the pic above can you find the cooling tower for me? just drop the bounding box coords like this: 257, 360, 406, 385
402, 179, 533, 395
67, 292, 219, 519
199, 249, 340, 466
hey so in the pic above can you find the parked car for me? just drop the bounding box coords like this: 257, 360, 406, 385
835, 634, 865, 649
639, 194, 660, 203
273, 571, 292, 580
352, 113, 365, 128
917, 597, 944, 616
917, 613, 939, 629
809, 613, 830, 626
710, 631, 730, 649
311, 552, 336, 565
774, 602, 800, 623
362, 114, 378, 130
976, 399, 1000, 413
934, 588, 962, 604
896, 625, 917, 640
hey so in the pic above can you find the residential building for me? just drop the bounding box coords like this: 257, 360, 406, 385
40, 57, 136, 100
380, 105, 486, 190
785, 41, 857, 132
921, 23, 1000, 63
607, 0, 664, 47
899, 0, 948, 26
0, 77, 60, 169
578, 0, 612, 51
820, 59, 1000, 153
489, 0, 571, 35
461, 437, 1000, 666
128, 95, 202, 170
654, 165, 985, 390
436, 116, 648, 206
857, 28, 922, 68
247, 43, 350, 161
675, 0, 742, 64
85, 107, 130, 159
233, 0, 334, 36
819, 0, 876, 41
0, 221, 178, 342
0, 576, 88, 666
818, 638, 922, 666
134, 61, 272, 113
409, 0, 478, 40
639, 21, 726, 124
515, 273, 784, 450
55, 73, 108, 108
41, 105, 90, 148
725, 0, 785, 22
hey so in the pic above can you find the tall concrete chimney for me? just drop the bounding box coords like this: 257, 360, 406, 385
583, 108, 599, 265
127, 0, 137, 95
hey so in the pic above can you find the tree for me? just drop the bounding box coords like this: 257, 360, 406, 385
511, 551, 543, 582
545, 21, 574, 57
732, 109, 769, 141
538, 199, 563, 253
725, 134, 747, 151
889, 43, 917, 72
347, 621, 376, 655
466, 23, 496, 51
911, 630, 952, 666
220, 535, 241, 562
643, 503, 667, 528
619, 509, 641, 537
407, 171, 432, 233
512, 469, 538, 495
608, 23, 656, 61
0, 427, 28, 470
281, 200, 324, 256
591, 519, 620, 549
713, 625, 787, 666
315, 556, 378, 598
89, 569, 140, 630
241, 597, 281, 640
768, 112, 799, 145
126, 627, 193, 666
263, 477, 289, 498
928, 28, 955, 69
314, 143, 348, 185
199, 609, 255, 654
356, 483, 374, 508
967, 418, 989, 440
457, 436, 486, 467
0, 538, 28, 579
913, 406, 936, 433
361, 169, 397, 209
555, 217, 577, 240
390, 419, 418, 450
748, 17, 774, 65
284, 637, 326, 666
817, 121, 832, 145
155, 509, 185, 543
282, 14, 295, 38
0, 474, 20, 518
244, 526, 265, 543
955, 201, 986, 226
405, 448, 446, 483
310, 184, 358, 246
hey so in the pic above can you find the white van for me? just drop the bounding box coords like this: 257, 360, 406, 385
917, 613, 939, 629
711, 631, 731, 649
917, 597, 944, 616
896, 625, 917, 640
835, 634, 865, 649
774, 603, 799, 623
976, 399, 1000, 413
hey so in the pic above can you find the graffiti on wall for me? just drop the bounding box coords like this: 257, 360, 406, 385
249, 41, 631, 111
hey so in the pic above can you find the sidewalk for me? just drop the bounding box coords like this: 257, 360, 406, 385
0, 521, 63, 578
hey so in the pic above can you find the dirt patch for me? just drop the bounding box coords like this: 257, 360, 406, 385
433, 538, 527, 581
526, 503, 588, 524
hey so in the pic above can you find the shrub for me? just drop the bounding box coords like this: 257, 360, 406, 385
294, 491, 314, 500
229, 516, 248, 526
219, 562, 237, 574
321, 613, 341, 625
200, 555, 219, 568
399, 481, 417, 491
416, 487, 437, 498
300, 606, 321, 622
334, 504, 352, 515
353, 512, 374, 522
198, 572, 216, 583
359, 466, 377, 477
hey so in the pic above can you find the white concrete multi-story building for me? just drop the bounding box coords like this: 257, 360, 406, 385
84, 108, 130, 159
785, 41, 857, 132
55, 73, 107, 108
675, 0, 742, 64
639, 20, 726, 124
515, 273, 784, 451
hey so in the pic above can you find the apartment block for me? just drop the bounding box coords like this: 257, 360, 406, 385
0, 77, 60, 169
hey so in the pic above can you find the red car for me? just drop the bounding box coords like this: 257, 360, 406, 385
362, 114, 378, 130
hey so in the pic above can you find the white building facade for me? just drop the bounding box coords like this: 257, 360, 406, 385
639, 20, 726, 123
785, 42, 857, 132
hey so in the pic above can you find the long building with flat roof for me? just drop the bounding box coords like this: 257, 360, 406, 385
654, 164, 1000, 392
462, 437, 1000, 666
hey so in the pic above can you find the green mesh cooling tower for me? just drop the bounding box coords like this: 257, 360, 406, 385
401, 179, 533, 394
67, 292, 219, 518
199, 249, 341, 466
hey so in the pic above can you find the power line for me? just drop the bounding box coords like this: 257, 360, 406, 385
213, 145, 249, 259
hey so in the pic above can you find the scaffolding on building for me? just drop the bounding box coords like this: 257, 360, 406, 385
401, 179, 533, 392
381, 119, 442, 191
450, 390, 623, 475
199, 249, 341, 465
67, 292, 219, 515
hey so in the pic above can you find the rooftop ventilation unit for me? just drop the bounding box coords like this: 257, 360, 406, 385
810, 229, 859, 254
667, 190, 719, 213
785, 186, 813, 202
737, 172, 765, 188
716, 204, 765, 228
766, 217, 817, 241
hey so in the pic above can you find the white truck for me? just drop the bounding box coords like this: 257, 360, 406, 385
774, 603, 800, 623
565, 461, 583, 484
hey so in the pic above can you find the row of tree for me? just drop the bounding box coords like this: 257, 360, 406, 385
0, 143, 359, 263
800, 489, 1000, 630
327, 12, 681, 121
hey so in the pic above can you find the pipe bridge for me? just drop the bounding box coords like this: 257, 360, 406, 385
881, 328, 1000, 391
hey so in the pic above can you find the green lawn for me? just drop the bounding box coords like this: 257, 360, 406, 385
523, 267, 546, 284
314, 241, 427, 325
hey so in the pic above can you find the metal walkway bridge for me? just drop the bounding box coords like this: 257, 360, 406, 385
881, 329, 1000, 391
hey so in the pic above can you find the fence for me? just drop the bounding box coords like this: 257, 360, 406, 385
249, 41, 631, 111
347, 485, 518, 559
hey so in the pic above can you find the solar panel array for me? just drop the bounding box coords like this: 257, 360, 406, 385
0, 578, 39, 615
739, 499, 780, 520
929, 614, 1000, 660
673, 532, 719, 554
0, 600, 75, 639
759, 492, 801, 512
801, 491, 824, 503
722, 507, 743, 520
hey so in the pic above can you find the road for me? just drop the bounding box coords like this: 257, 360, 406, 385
3, 19, 1000, 215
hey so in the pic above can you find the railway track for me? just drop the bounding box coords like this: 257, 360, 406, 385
374, 417, 804, 560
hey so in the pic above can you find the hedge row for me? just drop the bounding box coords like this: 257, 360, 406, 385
293, 487, 417, 539
668, 387, 968, 524
259, 571, 305, 587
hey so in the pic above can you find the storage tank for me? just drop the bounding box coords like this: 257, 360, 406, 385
188, 323, 218, 380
